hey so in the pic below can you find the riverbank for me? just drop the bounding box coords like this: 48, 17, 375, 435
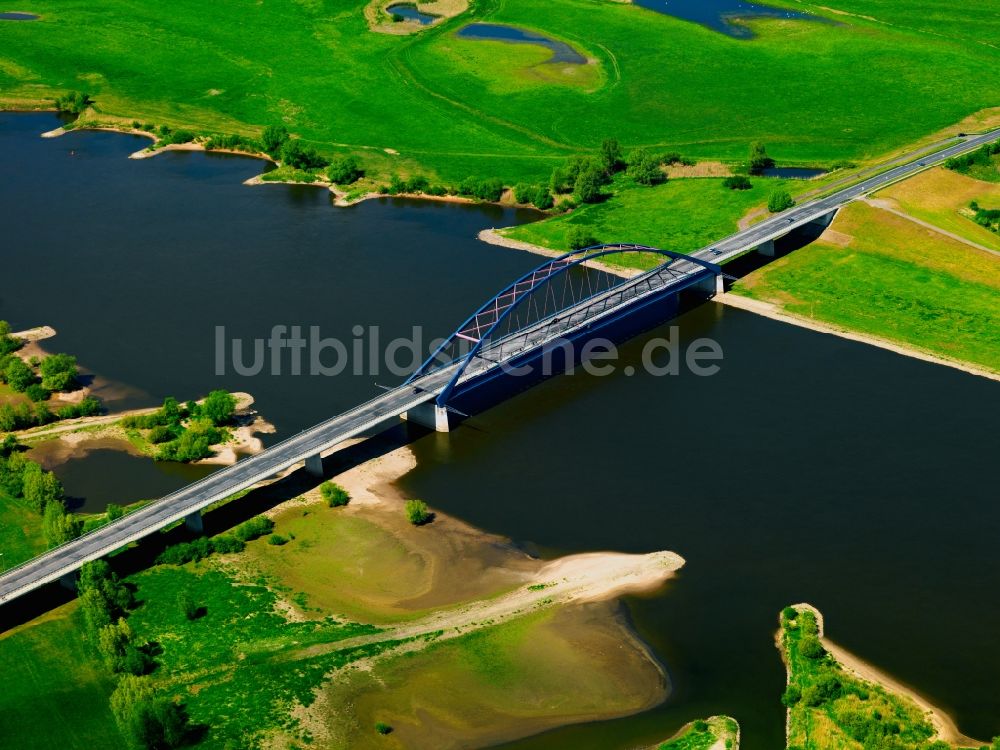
781, 603, 982, 748
717, 293, 1000, 382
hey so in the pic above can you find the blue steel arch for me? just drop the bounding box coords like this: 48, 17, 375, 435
407, 243, 724, 407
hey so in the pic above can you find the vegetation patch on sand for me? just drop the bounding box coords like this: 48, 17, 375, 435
366, 0, 469, 34
732, 201, 1000, 373
655, 715, 740, 749
778, 603, 985, 749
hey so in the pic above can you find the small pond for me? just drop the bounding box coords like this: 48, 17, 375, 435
760, 166, 827, 179
633, 0, 827, 39
457, 23, 586, 65
387, 3, 436, 25
0, 11, 39, 20
31, 446, 216, 513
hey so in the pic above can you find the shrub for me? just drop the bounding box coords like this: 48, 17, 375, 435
147, 425, 174, 444
532, 187, 554, 210
781, 605, 799, 622
202, 389, 237, 426
267, 533, 289, 546
54, 91, 91, 114
574, 164, 607, 203
0, 321, 21, 356
625, 148, 664, 185
375, 722, 393, 735
320, 481, 351, 507
280, 139, 329, 170
475, 178, 504, 202
233, 515, 275, 542
781, 685, 802, 706
327, 154, 363, 184
599, 138, 624, 174
567, 226, 599, 251
748, 141, 775, 175
261, 124, 290, 156
178, 590, 199, 620
723, 175, 752, 190
798, 635, 826, 659
659, 151, 682, 165
767, 190, 794, 213
106, 503, 125, 522
40, 353, 78, 391
4, 357, 35, 392
57, 396, 103, 419
405, 499, 432, 525
25, 383, 50, 402
693, 720, 709, 732
514, 183, 534, 204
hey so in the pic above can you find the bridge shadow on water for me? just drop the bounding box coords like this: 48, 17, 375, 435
0, 224, 822, 632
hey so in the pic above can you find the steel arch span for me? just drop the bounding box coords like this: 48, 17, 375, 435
407, 244, 724, 406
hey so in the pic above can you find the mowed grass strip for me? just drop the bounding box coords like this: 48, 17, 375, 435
734, 201, 1000, 372
0, 605, 126, 750
880, 167, 1000, 251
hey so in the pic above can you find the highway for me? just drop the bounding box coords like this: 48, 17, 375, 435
1, 128, 997, 605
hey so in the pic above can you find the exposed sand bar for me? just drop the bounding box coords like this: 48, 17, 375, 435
716, 293, 1000, 383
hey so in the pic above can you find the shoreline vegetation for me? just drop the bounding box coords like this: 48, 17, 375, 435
653, 715, 740, 749
778, 603, 989, 750
1, 439, 685, 749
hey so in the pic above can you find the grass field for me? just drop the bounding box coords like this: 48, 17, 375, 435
0, 493, 47, 569
1, 0, 998, 185
0, 604, 126, 750
501, 174, 798, 266
880, 167, 1000, 252
733, 201, 1000, 372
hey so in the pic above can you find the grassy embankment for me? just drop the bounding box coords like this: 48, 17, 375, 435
778, 604, 984, 750
1, 0, 998, 185
732, 199, 1000, 373
655, 716, 740, 750
880, 167, 1000, 252
0, 455, 676, 749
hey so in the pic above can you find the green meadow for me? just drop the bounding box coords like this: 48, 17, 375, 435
1, 0, 998, 185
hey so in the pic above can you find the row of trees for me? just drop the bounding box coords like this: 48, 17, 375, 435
969, 200, 1000, 232
945, 139, 1000, 173
0, 442, 79, 547
78, 561, 190, 748
155, 515, 275, 565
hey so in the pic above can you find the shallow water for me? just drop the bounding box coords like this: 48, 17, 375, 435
2, 112, 999, 748
760, 166, 827, 179
457, 23, 586, 65
633, 0, 826, 39
0, 12, 38, 20
386, 3, 436, 25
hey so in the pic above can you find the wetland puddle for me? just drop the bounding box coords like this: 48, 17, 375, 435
0, 11, 39, 20
386, 3, 437, 24
633, 0, 827, 38
456, 23, 586, 64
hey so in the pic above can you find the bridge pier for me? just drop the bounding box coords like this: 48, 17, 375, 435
697, 273, 725, 296
184, 511, 204, 534
809, 209, 838, 229
403, 402, 452, 433
756, 239, 776, 257
304, 453, 324, 478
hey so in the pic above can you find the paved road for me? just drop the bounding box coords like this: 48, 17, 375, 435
1, 128, 997, 605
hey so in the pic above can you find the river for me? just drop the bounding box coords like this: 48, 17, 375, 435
1, 112, 998, 748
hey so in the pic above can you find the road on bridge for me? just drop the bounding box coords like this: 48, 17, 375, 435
1, 127, 997, 605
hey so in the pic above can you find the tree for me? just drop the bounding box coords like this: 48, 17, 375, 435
202, 389, 237, 426
748, 141, 775, 175
39, 353, 78, 391
599, 138, 624, 174
110, 675, 188, 749
375, 722, 393, 735
106, 503, 125, 522
405, 499, 432, 525
574, 165, 605, 203
320, 481, 350, 507
280, 138, 329, 170
4, 357, 35, 392
625, 148, 664, 186
781, 685, 802, 706
22, 462, 63, 512
723, 175, 752, 190
532, 186, 554, 210
98, 617, 134, 672
567, 226, 599, 251
798, 635, 826, 659
261, 124, 289, 156
178, 590, 199, 620
513, 183, 534, 204
42, 500, 81, 547
0, 320, 21, 356
767, 189, 794, 213
327, 154, 363, 184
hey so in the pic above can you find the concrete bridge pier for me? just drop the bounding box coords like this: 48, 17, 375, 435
185, 511, 204, 533
810, 209, 838, 229
304, 453, 324, 478
403, 402, 452, 433
756, 239, 776, 257
697, 273, 725, 296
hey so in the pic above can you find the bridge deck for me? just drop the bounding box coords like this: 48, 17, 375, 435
1, 128, 997, 605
